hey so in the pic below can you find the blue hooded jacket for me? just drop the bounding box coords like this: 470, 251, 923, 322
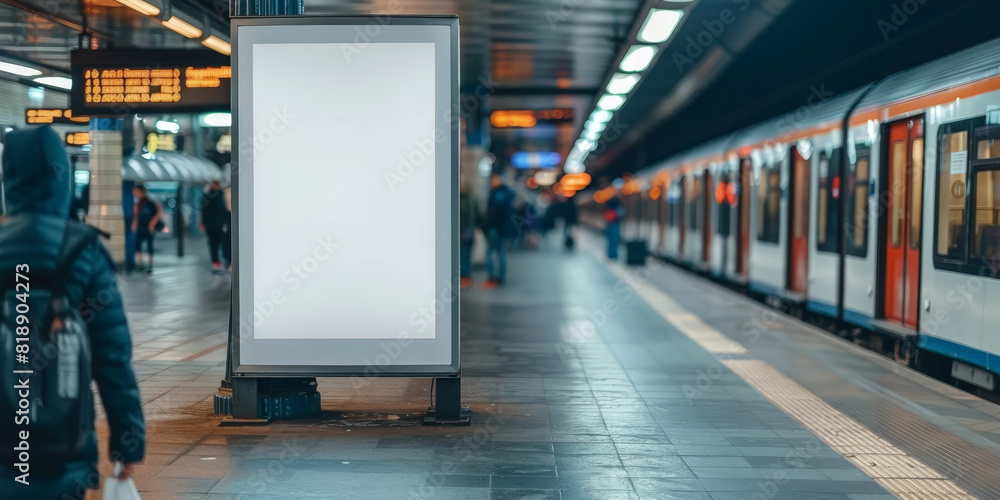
0, 126, 145, 474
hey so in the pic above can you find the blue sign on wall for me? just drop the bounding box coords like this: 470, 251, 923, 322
512, 151, 561, 169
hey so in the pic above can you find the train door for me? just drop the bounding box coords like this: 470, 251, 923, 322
703, 171, 713, 263
737, 159, 751, 275
679, 175, 687, 257
882, 117, 924, 329
788, 147, 810, 294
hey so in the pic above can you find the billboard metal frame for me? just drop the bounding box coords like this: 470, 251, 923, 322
229, 15, 460, 379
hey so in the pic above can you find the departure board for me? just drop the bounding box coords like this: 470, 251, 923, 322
70, 50, 230, 115
25, 108, 90, 125
65, 132, 90, 146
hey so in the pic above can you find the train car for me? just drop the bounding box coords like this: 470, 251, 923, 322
849, 37, 1000, 385
617, 36, 1000, 390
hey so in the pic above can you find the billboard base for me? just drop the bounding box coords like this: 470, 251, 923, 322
424, 376, 470, 425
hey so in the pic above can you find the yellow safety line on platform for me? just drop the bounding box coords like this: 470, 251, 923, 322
598, 257, 748, 355
724, 359, 976, 500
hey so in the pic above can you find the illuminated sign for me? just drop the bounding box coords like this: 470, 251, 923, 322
26, 108, 90, 125
146, 133, 177, 153
512, 151, 561, 169
490, 108, 574, 128
65, 131, 90, 146
70, 50, 230, 115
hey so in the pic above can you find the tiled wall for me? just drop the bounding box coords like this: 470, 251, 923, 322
88, 129, 126, 265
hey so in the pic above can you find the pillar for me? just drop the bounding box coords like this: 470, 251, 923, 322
88, 118, 126, 266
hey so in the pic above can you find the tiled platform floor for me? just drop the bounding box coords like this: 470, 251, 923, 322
86, 233, 1000, 499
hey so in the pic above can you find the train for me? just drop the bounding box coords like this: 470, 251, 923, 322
585, 36, 1000, 392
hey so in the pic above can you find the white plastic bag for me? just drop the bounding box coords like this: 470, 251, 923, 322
102, 462, 142, 500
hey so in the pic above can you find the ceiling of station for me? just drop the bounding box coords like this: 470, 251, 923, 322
304, 0, 646, 165
3, 0, 999, 177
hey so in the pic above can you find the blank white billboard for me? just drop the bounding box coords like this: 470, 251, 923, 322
233, 18, 458, 374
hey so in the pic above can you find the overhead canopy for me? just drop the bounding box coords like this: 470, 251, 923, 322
120, 152, 223, 185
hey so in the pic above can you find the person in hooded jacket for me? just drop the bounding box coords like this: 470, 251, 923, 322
0, 125, 145, 499
199, 180, 231, 274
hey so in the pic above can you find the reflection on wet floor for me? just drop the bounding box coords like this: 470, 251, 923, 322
88, 233, 1000, 499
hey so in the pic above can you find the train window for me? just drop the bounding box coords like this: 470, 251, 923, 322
689, 177, 700, 230
972, 169, 1000, 266
935, 129, 969, 259
816, 151, 841, 253
757, 162, 781, 243
891, 141, 906, 247
910, 138, 924, 250
845, 147, 870, 257
979, 137, 1000, 160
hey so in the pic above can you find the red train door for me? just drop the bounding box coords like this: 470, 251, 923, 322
679, 176, 687, 257
883, 118, 924, 329
788, 148, 810, 294
703, 172, 712, 263
737, 159, 751, 275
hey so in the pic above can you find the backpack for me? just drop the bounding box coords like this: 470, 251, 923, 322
0, 223, 99, 465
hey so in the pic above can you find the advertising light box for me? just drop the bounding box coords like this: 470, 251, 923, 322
231, 17, 459, 376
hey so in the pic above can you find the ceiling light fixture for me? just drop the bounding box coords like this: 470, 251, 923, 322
155, 120, 180, 133
606, 73, 640, 95
202, 35, 231, 56
0, 61, 43, 77
637, 9, 684, 44
590, 110, 613, 123
597, 94, 625, 111
113, 0, 162, 17
585, 121, 607, 133
34, 76, 72, 89
619, 45, 657, 72
162, 15, 203, 39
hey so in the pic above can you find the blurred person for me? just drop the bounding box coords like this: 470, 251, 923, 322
563, 195, 579, 251
0, 125, 145, 500
199, 180, 231, 274
604, 189, 625, 260
131, 184, 161, 273
459, 183, 480, 288
482, 173, 516, 288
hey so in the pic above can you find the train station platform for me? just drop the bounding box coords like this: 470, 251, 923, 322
94, 233, 1000, 500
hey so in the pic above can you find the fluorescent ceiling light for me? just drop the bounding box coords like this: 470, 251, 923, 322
114, 0, 161, 16
34, 77, 71, 89
585, 120, 607, 133
606, 73, 640, 95
576, 139, 596, 152
597, 94, 625, 111
0, 61, 42, 77
583, 129, 600, 141
202, 35, 231, 56
162, 16, 203, 39
564, 160, 585, 174
156, 120, 180, 133
202, 112, 231, 127
638, 9, 684, 44
590, 110, 613, 123
620, 45, 657, 72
